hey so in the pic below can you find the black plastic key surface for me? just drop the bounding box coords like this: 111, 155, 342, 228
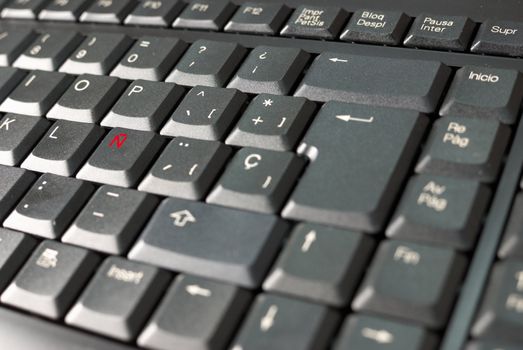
334, 315, 438, 350
47, 74, 127, 123
231, 294, 339, 350
0, 70, 73, 117
39, 0, 92, 21
0, 165, 35, 220
62, 185, 158, 255
352, 240, 466, 328
224, 2, 291, 35
283, 102, 428, 232
124, 0, 184, 27
139, 274, 251, 350
4, 173, 94, 239
165, 39, 247, 87
498, 194, 523, 260
66, 256, 170, 341
13, 31, 83, 71
172, 0, 236, 31
0, 67, 25, 103
1, 240, 99, 319
466, 341, 522, 350
227, 46, 309, 95
340, 10, 410, 45
416, 116, 510, 182
295, 53, 450, 113
60, 33, 134, 75
403, 14, 475, 51
440, 65, 523, 124
160, 86, 247, 140
77, 127, 164, 187
264, 223, 374, 306
207, 147, 305, 213
21, 120, 104, 176
1, 0, 48, 18
0, 229, 36, 292
128, 197, 288, 287
111, 36, 187, 81
102, 80, 184, 131
471, 20, 523, 57
139, 138, 231, 200
387, 175, 491, 250
226, 94, 315, 151
280, 5, 348, 39
80, 0, 136, 24
0, 29, 36, 66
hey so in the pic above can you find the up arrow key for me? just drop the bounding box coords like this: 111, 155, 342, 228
170, 209, 196, 227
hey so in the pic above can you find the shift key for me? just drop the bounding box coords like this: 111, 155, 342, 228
282, 102, 428, 233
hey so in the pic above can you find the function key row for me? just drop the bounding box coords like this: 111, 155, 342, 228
1, 0, 523, 58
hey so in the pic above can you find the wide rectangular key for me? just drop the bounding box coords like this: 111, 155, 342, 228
66, 257, 170, 341
39, 0, 92, 21
295, 53, 450, 113
0, 29, 36, 66
62, 185, 158, 255
128, 197, 288, 287
139, 274, 251, 350
124, 0, 184, 27
224, 2, 291, 35
471, 20, 523, 57
0, 166, 35, 220
172, 0, 236, 31
231, 294, 339, 350
0, 229, 36, 292
1, 240, 99, 319
264, 223, 374, 306
80, 0, 136, 24
282, 102, 428, 232
4, 173, 94, 239
1, 0, 47, 18
352, 240, 466, 328
76, 128, 164, 187
21, 120, 104, 176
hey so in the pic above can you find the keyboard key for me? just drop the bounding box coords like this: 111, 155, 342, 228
160, 86, 247, 140
80, 0, 136, 24
60, 33, 134, 75
0, 229, 36, 292
0, 166, 35, 220
352, 240, 466, 328
1, 240, 99, 319
0, 67, 25, 103
226, 94, 315, 151
21, 120, 104, 176
172, 0, 236, 31
386, 175, 491, 250
139, 138, 231, 200
281, 5, 348, 39
102, 80, 184, 131
283, 102, 428, 232
66, 257, 170, 341
296, 53, 450, 113
166, 39, 246, 87
0, 29, 36, 66
472, 261, 523, 342
4, 173, 94, 239
128, 197, 288, 287
471, 20, 523, 57
264, 223, 374, 306
466, 341, 522, 350
39, 0, 92, 21
440, 65, 523, 124
13, 31, 83, 71
340, 10, 410, 45
138, 274, 251, 350
416, 116, 510, 182
231, 294, 339, 350
48, 74, 127, 123
111, 36, 186, 81
207, 147, 305, 213
334, 315, 438, 350
225, 2, 291, 35
0, 70, 72, 117
1, 0, 47, 18
0, 114, 49, 166
498, 194, 523, 259
124, 0, 184, 27
76, 128, 164, 187
62, 185, 158, 255
227, 46, 310, 95
403, 14, 475, 51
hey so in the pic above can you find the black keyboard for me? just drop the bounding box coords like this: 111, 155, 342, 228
0, 0, 522, 349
